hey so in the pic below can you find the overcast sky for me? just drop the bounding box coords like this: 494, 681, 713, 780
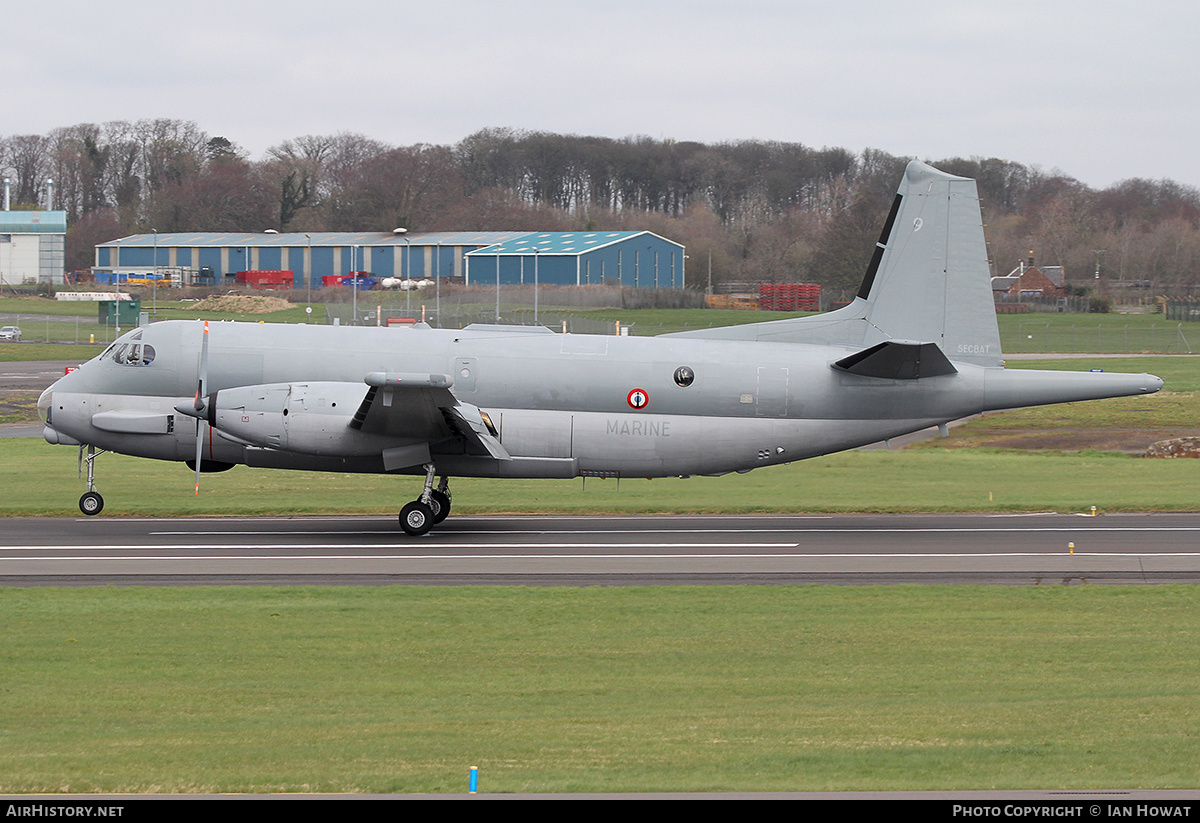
8, 0, 1199, 190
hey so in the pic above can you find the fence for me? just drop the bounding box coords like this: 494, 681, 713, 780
993, 296, 1093, 313
1164, 300, 1200, 322
0, 312, 138, 345
1005, 321, 1192, 354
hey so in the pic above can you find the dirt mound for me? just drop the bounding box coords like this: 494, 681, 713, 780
189, 295, 293, 314
1146, 437, 1200, 458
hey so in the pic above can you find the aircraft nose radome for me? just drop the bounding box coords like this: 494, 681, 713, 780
37, 386, 52, 424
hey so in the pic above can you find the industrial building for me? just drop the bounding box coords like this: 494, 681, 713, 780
0, 211, 67, 286
465, 231, 685, 288
94, 230, 686, 289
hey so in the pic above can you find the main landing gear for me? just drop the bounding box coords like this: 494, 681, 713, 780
399, 463, 451, 536
78, 444, 105, 516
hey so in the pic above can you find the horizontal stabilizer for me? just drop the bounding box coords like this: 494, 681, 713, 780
833, 341, 957, 380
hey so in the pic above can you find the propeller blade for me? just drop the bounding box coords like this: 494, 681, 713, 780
193, 321, 209, 495
194, 420, 203, 495
194, 321, 209, 414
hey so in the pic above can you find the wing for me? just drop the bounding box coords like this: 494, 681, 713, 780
205, 373, 510, 471
353, 372, 510, 467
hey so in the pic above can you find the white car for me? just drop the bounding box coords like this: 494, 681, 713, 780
0, 326, 21, 341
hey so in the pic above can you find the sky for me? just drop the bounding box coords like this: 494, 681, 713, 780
7, 0, 1200, 190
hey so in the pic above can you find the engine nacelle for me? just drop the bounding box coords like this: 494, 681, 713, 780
209, 382, 395, 456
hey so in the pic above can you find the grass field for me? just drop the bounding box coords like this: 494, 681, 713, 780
4, 438, 1199, 518
1000, 315, 1196, 354
2, 585, 1199, 793
0, 342, 105, 363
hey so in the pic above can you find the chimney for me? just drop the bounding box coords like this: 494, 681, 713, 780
45, 178, 54, 211
2, 178, 9, 211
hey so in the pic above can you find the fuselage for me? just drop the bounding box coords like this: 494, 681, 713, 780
40, 320, 1164, 480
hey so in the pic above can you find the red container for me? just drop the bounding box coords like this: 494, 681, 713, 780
758, 283, 820, 311
236, 270, 294, 290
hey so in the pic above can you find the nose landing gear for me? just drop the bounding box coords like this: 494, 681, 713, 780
78, 444, 106, 516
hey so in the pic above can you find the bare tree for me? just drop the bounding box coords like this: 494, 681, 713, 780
1, 134, 51, 207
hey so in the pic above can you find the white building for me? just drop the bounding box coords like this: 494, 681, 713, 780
0, 211, 67, 286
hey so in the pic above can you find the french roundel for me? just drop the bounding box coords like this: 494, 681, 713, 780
627, 388, 649, 410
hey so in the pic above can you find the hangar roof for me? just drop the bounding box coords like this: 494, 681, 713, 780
0, 211, 67, 233
100, 231, 529, 248
468, 231, 680, 256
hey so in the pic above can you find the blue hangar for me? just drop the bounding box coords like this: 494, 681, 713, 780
94, 230, 685, 289
464, 231, 685, 288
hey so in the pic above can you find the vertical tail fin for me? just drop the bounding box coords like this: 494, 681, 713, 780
857, 161, 1001, 366
663, 161, 1004, 366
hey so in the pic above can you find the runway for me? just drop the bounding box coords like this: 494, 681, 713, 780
2, 511, 1199, 586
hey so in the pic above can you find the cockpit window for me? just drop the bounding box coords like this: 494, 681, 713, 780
107, 331, 155, 366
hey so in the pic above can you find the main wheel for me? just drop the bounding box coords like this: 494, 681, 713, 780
399, 500, 435, 536
430, 490, 451, 524
79, 491, 104, 516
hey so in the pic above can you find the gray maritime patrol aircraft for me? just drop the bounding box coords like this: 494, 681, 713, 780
38, 162, 1163, 535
